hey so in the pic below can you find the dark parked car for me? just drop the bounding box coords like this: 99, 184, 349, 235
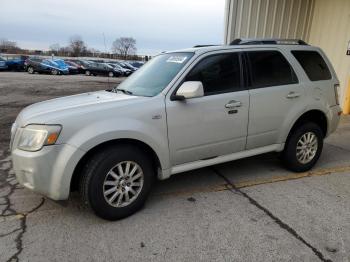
107, 62, 132, 76
130, 61, 144, 68
117, 61, 138, 72
0, 57, 8, 70
64, 60, 80, 74
4, 55, 28, 71
85, 62, 122, 77
65, 60, 85, 74
25, 58, 69, 75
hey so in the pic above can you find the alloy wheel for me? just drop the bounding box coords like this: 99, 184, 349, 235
296, 132, 318, 164
103, 161, 144, 208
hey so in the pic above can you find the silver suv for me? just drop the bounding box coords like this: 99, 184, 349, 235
11, 39, 342, 220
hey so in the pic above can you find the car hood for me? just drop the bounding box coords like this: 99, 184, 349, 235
15, 90, 140, 126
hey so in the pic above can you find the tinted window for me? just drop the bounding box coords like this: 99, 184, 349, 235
247, 51, 298, 88
292, 51, 331, 81
185, 53, 242, 95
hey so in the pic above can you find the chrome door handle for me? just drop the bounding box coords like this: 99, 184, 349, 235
286, 92, 300, 99
225, 100, 242, 108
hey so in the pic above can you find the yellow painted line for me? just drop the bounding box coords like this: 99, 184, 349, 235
235, 165, 350, 189
154, 165, 350, 197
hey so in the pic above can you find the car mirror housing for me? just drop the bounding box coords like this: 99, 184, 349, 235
173, 81, 204, 100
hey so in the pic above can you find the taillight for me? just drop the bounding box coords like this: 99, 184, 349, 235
334, 84, 340, 105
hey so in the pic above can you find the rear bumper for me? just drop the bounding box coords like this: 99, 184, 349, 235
12, 144, 85, 200
327, 105, 342, 136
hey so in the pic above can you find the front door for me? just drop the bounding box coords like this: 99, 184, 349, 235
166, 52, 249, 165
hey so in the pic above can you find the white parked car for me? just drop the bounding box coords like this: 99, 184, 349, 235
11, 39, 342, 220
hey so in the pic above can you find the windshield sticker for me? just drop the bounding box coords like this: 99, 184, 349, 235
166, 56, 187, 64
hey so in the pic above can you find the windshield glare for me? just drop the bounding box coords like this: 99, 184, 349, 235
116, 52, 194, 97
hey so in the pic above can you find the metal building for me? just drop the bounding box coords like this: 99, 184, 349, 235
224, 0, 350, 113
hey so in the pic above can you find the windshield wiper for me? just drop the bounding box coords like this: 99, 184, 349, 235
114, 88, 133, 95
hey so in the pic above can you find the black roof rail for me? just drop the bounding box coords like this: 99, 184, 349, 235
229, 38, 308, 46
193, 45, 219, 48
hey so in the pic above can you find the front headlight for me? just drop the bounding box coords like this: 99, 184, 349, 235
17, 125, 62, 152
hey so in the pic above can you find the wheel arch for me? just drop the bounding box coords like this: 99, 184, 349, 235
70, 138, 162, 192
285, 109, 328, 143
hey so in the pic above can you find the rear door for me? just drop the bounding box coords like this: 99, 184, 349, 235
245, 49, 305, 149
166, 51, 250, 165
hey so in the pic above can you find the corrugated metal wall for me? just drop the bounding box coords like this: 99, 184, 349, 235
224, 0, 314, 44
224, 0, 350, 111
308, 0, 350, 110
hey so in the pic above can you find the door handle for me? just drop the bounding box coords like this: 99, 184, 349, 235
286, 92, 300, 99
225, 100, 242, 108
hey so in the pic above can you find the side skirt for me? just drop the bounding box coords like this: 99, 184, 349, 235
168, 144, 285, 176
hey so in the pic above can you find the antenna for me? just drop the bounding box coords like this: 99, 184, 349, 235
103, 32, 111, 90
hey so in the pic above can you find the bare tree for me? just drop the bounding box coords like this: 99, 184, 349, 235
0, 38, 19, 52
49, 43, 60, 55
69, 35, 87, 57
112, 37, 137, 59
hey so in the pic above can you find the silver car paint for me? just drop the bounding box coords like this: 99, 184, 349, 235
11, 44, 341, 200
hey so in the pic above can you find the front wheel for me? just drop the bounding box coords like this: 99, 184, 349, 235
80, 145, 155, 220
281, 122, 323, 172
108, 71, 114, 77
27, 66, 34, 74
51, 69, 59, 75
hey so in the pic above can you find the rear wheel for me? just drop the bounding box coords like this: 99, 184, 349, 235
27, 66, 34, 74
80, 145, 155, 220
51, 69, 59, 75
85, 70, 91, 76
108, 72, 114, 77
281, 122, 323, 172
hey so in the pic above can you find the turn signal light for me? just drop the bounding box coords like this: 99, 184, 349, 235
46, 133, 59, 145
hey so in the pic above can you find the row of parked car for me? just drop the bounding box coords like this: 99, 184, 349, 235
0, 55, 145, 77
0, 55, 29, 71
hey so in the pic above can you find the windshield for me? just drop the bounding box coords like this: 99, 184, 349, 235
115, 52, 194, 97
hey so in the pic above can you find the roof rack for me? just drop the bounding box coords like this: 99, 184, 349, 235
230, 38, 308, 46
193, 45, 219, 48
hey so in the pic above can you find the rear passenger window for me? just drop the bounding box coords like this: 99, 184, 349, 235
247, 51, 298, 88
291, 51, 331, 81
185, 53, 242, 95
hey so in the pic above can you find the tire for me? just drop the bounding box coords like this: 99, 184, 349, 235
85, 70, 91, 76
80, 145, 155, 220
108, 72, 114, 77
27, 66, 34, 74
281, 122, 323, 172
51, 69, 59, 75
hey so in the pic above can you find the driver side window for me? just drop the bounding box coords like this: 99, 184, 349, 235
185, 53, 242, 96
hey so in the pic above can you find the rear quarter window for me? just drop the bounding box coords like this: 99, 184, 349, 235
291, 51, 332, 81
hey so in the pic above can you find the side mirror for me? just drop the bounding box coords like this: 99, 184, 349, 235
173, 81, 204, 100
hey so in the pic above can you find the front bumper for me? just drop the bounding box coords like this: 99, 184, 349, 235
12, 143, 85, 200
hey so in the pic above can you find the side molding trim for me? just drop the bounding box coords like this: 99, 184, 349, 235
170, 144, 284, 175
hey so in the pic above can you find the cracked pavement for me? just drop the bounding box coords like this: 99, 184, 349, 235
1, 72, 350, 261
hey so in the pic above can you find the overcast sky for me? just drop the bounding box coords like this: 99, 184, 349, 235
0, 0, 225, 55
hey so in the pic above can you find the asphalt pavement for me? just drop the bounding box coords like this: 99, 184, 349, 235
0, 72, 350, 261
